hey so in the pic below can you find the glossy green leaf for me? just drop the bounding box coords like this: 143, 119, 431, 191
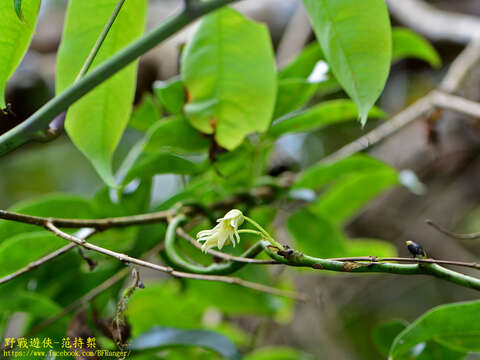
124, 153, 199, 184
391, 300, 480, 358
279, 43, 324, 80
0, 232, 66, 278
310, 168, 398, 225
273, 79, 317, 119
182, 7, 277, 150
392, 28, 441, 68
130, 326, 240, 360
0, 0, 40, 108
294, 154, 392, 190
0, 194, 94, 241
269, 100, 385, 138
129, 94, 161, 132
56, 0, 148, 186
144, 116, 209, 154
303, 0, 391, 125
245, 347, 314, 360
154, 77, 185, 115
373, 320, 407, 356
348, 238, 397, 258
414, 342, 466, 360
287, 208, 347, 258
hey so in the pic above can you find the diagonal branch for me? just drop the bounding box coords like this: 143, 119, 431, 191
0, 0, 241, 156
43, 222, 302, 300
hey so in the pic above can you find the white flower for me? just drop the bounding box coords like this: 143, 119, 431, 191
197, 209, 244, 252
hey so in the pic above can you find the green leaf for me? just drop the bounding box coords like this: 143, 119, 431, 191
245, 347, 314, 360
310, 168, 398, 225
294, 154, 391, 190
153, 77, 185, 115
0, 0, 40, 108
287, 208, 347, 258
56, 0, 148, 186
273, 79, 317, 119
390, 300, 480, 358
303, 0, 391, 126
347, 238, 397, 258
13, 0, 22, 21
0, 291, 62, 318
129, 94, 161, 132
373, 320, 408, 356
123, 153, 199, 184
0, 194, 94, 242
392, 27, 441, 68
279, 43, 324, 80
144, 116, 209, 154
130, 326, 240, 360
269, 100, 385, 138
0, 232, 66, 278
182, 7, 277, 150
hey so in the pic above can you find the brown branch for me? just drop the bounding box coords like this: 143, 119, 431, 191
176, 227, 278, 264
387, 0, 480, 43
426, 219, 480, 240
432, 91, 480, 119
0, 209, 174, 229
44, 222, 303, 300
322, 40, 480, 164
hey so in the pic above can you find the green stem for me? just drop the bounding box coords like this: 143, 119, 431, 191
75, 0, 127, 82
165, 215, 265, 275
238, 229, 264, 237
244, 216, 284, 250
261, 242, 480, 291
0, 0, 239, 155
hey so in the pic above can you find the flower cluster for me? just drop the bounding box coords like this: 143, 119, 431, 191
197, 209, 244, 252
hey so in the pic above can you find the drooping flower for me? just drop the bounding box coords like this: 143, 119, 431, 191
197, 209, 244, 252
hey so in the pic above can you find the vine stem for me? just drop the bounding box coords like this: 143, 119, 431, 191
0, 0, 240, 155
244, 216, 284, 250
261, 242, 480, 291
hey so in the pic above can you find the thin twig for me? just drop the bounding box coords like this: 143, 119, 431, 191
387, 0, 480, 43
322, 39, 480, 164
0, 209, 173, 229
432, 91, 480, 119
426, 219, 480, 240
177, 227, 278, 264
44, 222, 302, 300
0, 228, 97, 285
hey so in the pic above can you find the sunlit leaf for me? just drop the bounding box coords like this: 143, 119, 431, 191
390, 300, 480, 357
309, 168, 398, 225
392, 27, 441, 68
56, 0, 148, 186
182, 7, 277, 150
143, 116, 209, 154
303, 0, 391, 125
294, 154, 391, 190
0, 0, 40, 107
269, 100, 385, 138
